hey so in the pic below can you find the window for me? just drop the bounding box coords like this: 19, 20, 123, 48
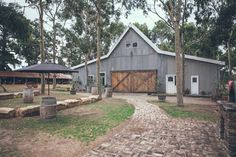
168, 76, 173, 82
100, 72, 106, 86
87, 75, 94, 86
192, 77, 197, 83
126, 43, 131, 48
133, 42, 138, 47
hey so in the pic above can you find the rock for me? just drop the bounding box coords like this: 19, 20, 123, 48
81, 97, 92, 104
33, 90, 40, 96
14, 92, 23, 98
88, 95, 101, 102
64, 99, 81, 108
0, 107, 16, 118
0, 93, 14, 100
16, 105, 40, 117
56, 101, 67, 110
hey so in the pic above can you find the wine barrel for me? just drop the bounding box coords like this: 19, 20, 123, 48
40, 97, 57, 119
23, 88, 34, 103
105, 87, 112, 98
91, 87, 98, 95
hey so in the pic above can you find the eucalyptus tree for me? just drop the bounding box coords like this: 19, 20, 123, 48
195, 0, 236, 78
44, 0, 63, 89
122, 0, 192, 106
0, 2, 31, 70
63, 0, 121, 98
25, 0, 52, 94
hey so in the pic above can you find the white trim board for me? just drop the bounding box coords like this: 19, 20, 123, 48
71, 24, 225, 70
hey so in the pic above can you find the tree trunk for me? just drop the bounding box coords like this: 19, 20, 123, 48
52, 19, 57, 89
85, 53, 89, 90
227, 41, 231, 78
96, 2, 102, 99
39, 0, 45, 94
175, 23, 184, 107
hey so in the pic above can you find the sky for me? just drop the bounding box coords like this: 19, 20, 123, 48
5, 0, 161, 29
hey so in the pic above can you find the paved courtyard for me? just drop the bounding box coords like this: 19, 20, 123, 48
83, 94, 227, 157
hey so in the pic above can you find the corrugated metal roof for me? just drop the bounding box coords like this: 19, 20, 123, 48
0, 71, 72, 79
71, 24, 225, 69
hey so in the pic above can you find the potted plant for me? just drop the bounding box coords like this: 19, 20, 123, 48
157, 80, 166, 101
70, 81, 77, 95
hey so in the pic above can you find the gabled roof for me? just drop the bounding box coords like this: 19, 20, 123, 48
71, 24, 225, 69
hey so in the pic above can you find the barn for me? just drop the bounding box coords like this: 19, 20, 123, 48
72, 24, 225, 95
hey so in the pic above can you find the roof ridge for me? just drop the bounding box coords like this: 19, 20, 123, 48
71, 24, 225, 69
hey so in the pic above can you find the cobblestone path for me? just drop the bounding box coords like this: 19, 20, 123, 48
83, 97, 227, 157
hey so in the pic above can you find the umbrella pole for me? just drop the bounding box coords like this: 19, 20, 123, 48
48, 73, 50, 95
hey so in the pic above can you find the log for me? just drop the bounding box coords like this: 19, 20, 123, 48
0, 107, 16, 118
16, 105, 40, 117
64, 99, 81, 108
0, 93, 14, 100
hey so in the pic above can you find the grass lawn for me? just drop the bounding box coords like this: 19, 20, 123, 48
0, 91, 83, 108
150, 101, 218, 122
0, 99, 134, 142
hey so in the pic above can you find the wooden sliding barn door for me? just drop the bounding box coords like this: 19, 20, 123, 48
111, 70, 157, 93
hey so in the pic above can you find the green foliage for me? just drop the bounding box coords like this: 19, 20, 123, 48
0, 99, 134, 142
0, 2, 31, 70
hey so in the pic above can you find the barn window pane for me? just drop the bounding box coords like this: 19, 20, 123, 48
133, 42, 138, 47
168, 77, 173, 82
126, 43, 131, 48
88, 75, 94, 86
192, 77, 197, 83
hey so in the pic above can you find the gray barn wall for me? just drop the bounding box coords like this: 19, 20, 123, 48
74, 29, 220, 94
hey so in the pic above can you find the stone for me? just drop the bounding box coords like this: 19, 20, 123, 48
0, 107, 16, 118
14, 92, 23, 98
0, 93, 14, 100
56, 101, 67, 110
16, 105, 40, 117
33, 90, 40, 96
80, 97, 92, 104
64, 99, 81, 108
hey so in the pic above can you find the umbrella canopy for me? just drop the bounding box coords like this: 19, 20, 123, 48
15, 63, 78, 73
14, 63, 78, 95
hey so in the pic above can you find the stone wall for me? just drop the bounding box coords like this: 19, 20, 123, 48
217, 101, 236, 157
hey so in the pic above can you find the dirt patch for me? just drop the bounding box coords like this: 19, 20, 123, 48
0, 117, 132, 157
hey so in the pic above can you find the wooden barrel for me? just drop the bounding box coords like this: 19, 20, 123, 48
91, 87, 98, 95
40, 97, 57, 119
105, 87, 112, 97
23, 88, 34, 103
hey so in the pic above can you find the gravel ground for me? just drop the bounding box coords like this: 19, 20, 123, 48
82, 94, 227, 157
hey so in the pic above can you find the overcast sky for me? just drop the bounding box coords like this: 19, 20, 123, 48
5, 0, 162, 29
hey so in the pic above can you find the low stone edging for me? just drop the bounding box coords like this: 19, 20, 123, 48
0, 95, 101, 119
0, 90, 40, 100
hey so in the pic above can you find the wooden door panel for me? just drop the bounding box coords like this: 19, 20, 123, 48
112, 70, 157, 93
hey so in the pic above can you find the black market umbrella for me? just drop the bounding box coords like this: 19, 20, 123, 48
15, 62, 78, 95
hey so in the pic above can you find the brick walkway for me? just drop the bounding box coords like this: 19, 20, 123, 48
83, 96, 227, 157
